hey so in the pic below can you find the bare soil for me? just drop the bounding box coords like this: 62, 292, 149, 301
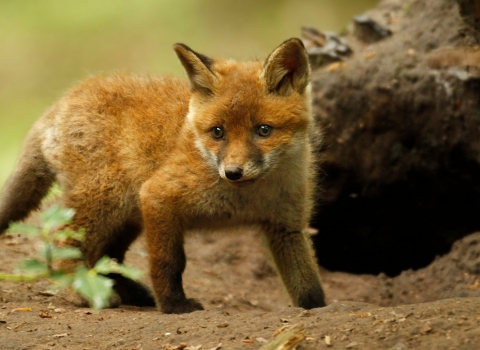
2, 224, 480, 350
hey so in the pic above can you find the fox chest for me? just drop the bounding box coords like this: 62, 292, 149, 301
188, 180, 303, 228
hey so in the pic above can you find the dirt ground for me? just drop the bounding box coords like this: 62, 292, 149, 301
2, 224, 480, 350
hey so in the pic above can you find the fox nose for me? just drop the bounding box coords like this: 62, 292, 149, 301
224, 165, 243, 181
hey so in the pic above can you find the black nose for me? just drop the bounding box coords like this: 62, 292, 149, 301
224, 165, 243, 181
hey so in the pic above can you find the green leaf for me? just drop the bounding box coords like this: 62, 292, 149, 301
50, 246, 83, 260
40, 205, 75, 232
91, 256, 111, 273
72, 267, 114, 311
42, 183, 63, 202
0, 273, 38, 281
40, 243, 82, 268
15, 259, 49, 276
49, 271, 74, 288
40, 242, 55, 262
94, 256, 143, 281
7, 222, 39, 237
113, 263, 143, 281
54, 227, 85, 242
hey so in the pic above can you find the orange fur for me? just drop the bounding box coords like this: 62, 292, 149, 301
0, 39, 325, 313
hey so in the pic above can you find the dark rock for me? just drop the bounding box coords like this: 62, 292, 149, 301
310, 0, 480, 276
301, 26, 352, 68
353, 15, 392, 43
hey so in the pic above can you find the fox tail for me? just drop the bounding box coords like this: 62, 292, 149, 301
0, 127, 55, 234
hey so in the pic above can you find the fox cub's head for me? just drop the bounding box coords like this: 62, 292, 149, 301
174, 39, 313, 187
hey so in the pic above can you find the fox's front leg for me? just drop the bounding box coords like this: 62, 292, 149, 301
140, 188, 203, 314
262, 224, 326, 309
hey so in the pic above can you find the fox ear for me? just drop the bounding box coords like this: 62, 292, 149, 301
261, 38, 310, 95
173, 43, 216, 95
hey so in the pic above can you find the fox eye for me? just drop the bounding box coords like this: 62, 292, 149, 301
211, 126, 225, 140
257, 124, 273, 137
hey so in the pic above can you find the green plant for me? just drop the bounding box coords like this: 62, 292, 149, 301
0, 204, 143, 310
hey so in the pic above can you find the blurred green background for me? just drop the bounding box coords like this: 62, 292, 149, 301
0, 0, 378, 187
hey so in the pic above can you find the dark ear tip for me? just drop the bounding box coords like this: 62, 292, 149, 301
173, 43, 190, 53
283, 37, 306, 49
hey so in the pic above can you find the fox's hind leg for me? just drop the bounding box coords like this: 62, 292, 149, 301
101, 220, 156, 307
0, 127, 55, 234
63, 194, 155, 307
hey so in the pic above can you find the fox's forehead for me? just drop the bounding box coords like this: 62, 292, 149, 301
208, 60, 265, 115
188, 58, 310, 130
212, 60, 265, 92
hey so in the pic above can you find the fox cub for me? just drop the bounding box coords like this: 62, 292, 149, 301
0, 38, 325, 313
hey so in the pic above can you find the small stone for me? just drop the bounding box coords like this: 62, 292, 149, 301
39, 290, 58, 297
346, 341, 358, 348
325, 335, 332, 346
52, 333, 68, 338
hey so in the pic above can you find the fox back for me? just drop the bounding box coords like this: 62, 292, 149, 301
0, 38, 325, 313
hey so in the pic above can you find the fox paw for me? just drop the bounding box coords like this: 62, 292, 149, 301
113, 277, 156, 307
160, 298, 204, 314
297, 290, 326, 309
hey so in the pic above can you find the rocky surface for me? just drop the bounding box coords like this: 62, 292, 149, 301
310, 0, 480, 276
